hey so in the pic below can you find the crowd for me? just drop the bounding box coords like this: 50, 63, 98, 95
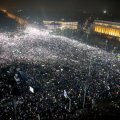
0, 62, 120, 120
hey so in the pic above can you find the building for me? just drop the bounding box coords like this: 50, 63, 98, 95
43, 20, 79, 30
92, 20, 120, 39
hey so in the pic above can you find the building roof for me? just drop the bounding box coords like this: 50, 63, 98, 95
94, 20, 120, 26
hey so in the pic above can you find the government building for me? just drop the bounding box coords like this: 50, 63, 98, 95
92, 20, 120, 40
43, 20, 79, 30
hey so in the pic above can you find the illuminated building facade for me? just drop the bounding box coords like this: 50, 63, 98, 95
43, 20, 78, 30
93, 20, 120, 38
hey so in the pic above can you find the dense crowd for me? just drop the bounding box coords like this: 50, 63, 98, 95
0, 12, 120, 120
0, 62, 120, 120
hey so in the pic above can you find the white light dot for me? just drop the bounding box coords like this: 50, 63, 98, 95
103, 10, 107, 14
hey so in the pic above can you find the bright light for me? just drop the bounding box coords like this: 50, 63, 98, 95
24, 25, 50, 36
103, 10, 107, 14
24, 26, 41, 35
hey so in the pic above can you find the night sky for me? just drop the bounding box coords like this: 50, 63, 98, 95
0, 0, 120, 20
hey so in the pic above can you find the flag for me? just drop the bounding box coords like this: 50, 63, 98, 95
29, 86, 34, 93
64, 90, 68, 98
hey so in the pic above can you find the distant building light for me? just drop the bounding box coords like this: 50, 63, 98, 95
103, 10, 107, 14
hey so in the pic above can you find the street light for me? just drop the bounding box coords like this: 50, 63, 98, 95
103, 10, 107, 14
